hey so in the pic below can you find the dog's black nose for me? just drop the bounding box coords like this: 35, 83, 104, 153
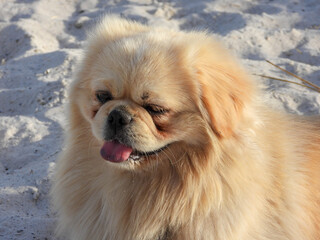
107, 109, 132, 134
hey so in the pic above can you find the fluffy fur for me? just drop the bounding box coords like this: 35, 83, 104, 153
51, 16, 320, 240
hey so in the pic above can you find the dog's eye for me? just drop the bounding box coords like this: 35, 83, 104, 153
96, 91, 112, 104
144, 104, 168, 115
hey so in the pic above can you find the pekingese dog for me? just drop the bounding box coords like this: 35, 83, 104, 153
51, 16, 320, 240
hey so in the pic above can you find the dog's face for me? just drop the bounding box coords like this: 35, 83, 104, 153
71, 17, 253, 168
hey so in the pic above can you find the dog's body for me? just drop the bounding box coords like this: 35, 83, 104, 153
51, 16, 320, 240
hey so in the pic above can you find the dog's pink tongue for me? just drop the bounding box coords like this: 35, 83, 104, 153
100, 141, 133, 163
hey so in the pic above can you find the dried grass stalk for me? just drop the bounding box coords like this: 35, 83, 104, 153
255, 61, 320, 93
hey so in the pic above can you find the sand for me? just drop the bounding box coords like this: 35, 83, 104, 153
0, 0, 319, 239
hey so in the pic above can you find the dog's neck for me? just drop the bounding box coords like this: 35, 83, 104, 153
101, 143, 219, 239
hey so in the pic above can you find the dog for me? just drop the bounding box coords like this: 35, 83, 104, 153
51, 16, 320, 240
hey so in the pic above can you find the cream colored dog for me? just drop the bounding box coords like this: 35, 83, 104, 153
51, 16, 320, 240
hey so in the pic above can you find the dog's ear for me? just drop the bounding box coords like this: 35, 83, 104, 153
194, 39, 254, 138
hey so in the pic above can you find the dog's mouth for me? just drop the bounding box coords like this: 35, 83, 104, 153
100, 140, 168, 163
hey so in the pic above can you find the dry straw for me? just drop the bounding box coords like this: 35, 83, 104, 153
255, 60, 320, 93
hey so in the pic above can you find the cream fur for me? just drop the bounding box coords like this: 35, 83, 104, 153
51, 16, 320, 240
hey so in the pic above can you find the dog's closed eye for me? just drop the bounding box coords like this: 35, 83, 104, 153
144, 104, 169, 115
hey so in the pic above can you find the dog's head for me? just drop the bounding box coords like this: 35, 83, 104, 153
70, 16, 254, 169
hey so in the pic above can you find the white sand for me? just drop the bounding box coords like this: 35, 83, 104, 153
0, 0, 319, 239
